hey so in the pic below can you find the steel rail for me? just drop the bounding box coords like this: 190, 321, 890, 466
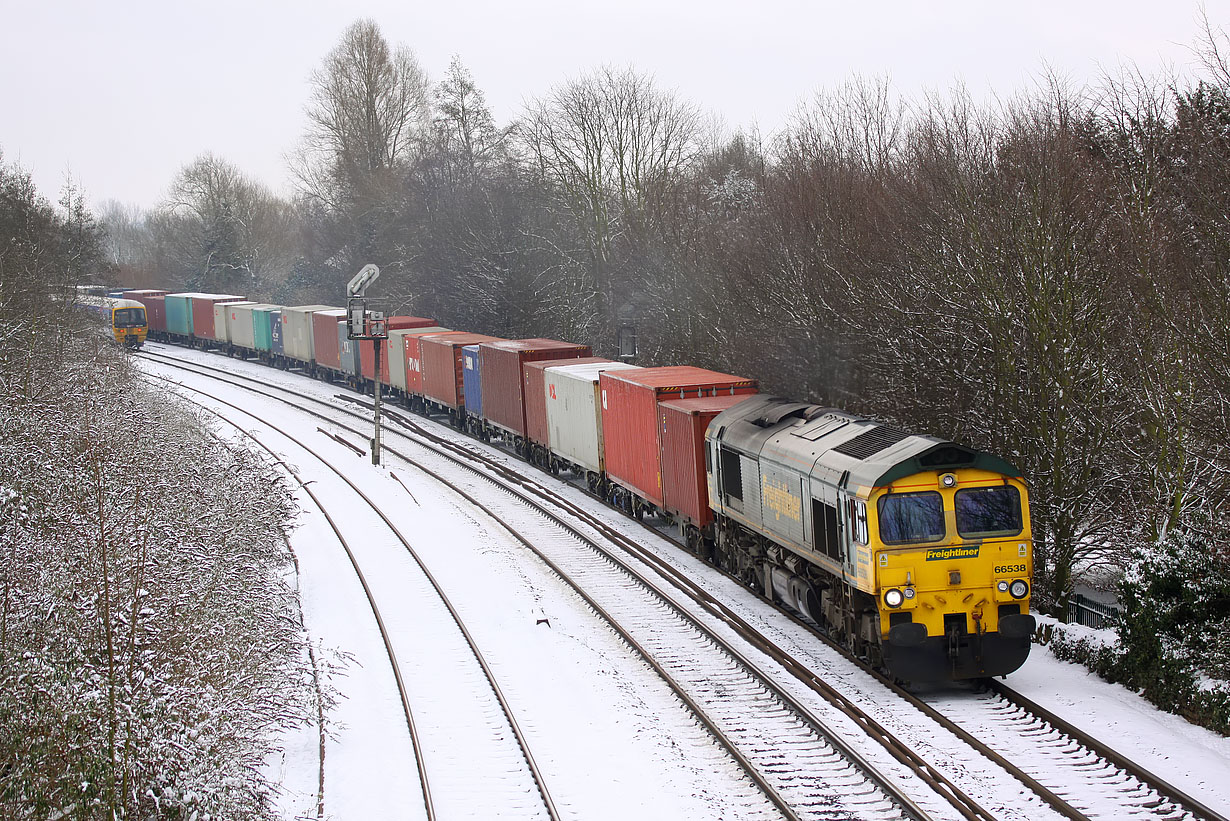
987, 680, 1227, 821
143, 370, 562, 821
154, 378, 436, 821
139, 349, 936, 821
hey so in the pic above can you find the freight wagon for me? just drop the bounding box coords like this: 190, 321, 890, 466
522, 357, 611, 469
280, 306, 338, 367
542, 360, 641, 489
599, 366, 758, 517
214, 301, 257, 348
478, 339, 592, 449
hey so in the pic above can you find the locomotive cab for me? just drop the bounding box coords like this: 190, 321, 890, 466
867, 463, 1036, 681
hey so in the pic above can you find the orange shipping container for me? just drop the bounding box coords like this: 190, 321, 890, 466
479, 339, 592, 437
421, 333, 503, 409
311, 309, 348, 371
599, 367, 758, 508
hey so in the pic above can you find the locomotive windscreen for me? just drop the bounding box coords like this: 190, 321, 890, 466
878, 491, 945, 544
955, 486, 1023, 538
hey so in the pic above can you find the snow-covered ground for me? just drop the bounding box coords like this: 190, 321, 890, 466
137, 345, 1230, 820
1010, 641, 1230, 812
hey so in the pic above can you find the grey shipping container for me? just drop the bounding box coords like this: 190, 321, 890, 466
281, 305, 337, 363
544, 361, 641, 475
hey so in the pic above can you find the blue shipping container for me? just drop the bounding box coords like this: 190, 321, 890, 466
463, 345, 482, 416
338, 321, 361, 377
270, 311, 284, 354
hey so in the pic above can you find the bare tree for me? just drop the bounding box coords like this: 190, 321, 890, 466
159, 154, 298, 295
292, 18, 429, 210
519, 65, 703, 341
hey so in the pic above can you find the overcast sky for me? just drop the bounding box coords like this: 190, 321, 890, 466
2, 0, 1226, 210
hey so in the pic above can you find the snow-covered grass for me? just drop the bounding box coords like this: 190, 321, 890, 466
0, 337, 316, 820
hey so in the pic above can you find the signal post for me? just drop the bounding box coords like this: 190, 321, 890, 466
346, 264, 387, 465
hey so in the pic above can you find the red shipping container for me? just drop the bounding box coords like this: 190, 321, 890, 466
479, 339, 592, 437
659, 395, 755, 527
191, 295, 245, 340
599, 366, 758, 508
404, 331, 463, 395
359, 316, 439, 382
311, 309, 348, 370
523, 357, 611, 447
131, 293, 167, 332
421, 333, 503, 409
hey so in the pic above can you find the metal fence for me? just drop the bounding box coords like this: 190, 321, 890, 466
1066, 593, 1120, 629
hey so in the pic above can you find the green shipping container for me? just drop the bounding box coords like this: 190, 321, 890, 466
253, 306, 280, 352
164, 293, 202, 336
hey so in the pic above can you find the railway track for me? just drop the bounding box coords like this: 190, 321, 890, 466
147, 369, 562, 821
137, 345, 1229, 821
140, 347, 940, 821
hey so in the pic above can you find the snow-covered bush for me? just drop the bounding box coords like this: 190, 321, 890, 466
0, 335, 316, 819
1115, 518, 1230, 728
1038, 519, 1230, 733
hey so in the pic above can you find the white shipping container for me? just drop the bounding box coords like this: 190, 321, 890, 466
544, 361, 641, 474
228, 303, 278, 350
213, 301, 255, 345
281, 305, 337, 363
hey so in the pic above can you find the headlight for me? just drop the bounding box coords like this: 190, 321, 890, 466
1009, 579, 1029, 599
884, 588, 904, 608
997, 580, 1009, 593
903, 586, 916, 600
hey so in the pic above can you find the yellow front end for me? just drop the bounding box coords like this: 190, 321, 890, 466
111, 307, 148, 347
866, 468, 1036, 680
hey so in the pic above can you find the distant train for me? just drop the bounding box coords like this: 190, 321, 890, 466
119, 289, 1036, 682
78, 295, 148, 347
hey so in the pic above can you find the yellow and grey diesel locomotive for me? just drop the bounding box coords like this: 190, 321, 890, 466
705, 395, 1035, 681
